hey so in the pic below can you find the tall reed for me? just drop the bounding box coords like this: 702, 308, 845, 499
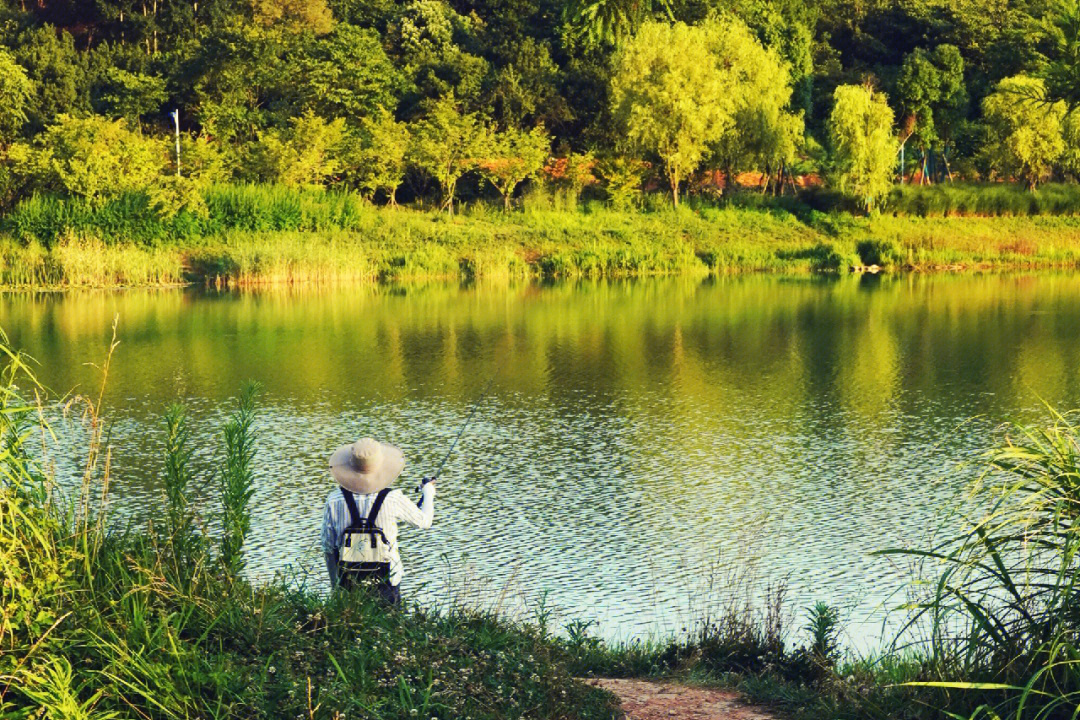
218, 381, 259, 578
886, 183, 1080, 218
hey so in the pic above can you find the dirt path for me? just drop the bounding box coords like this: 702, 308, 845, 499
587, 678, 776, 720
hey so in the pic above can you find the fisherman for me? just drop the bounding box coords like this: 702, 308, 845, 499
321, 437, 435, 605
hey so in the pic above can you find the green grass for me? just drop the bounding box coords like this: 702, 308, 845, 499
0, 336, 618, 720
886, 183, 1080, 218
5, 184, 1080, 287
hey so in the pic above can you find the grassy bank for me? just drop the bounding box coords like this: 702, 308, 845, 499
3, 185, 1080, 287
0, 344, 617, 720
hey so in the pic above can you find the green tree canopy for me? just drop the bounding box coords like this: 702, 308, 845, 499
16, 114, 164, 204
1041, 0, 1080, 112
390, 1, 489, 111
566, 0, 672, 46
93, 67, 167, 123
897, 45, 967, 152
409, 94, 485, 213
611, 20, 735, 207
475, 125, 551, 209
351, 106, 411, 204
487, 39, 571, 132
707, 17, 804, 188
249, 0, 334, 35
13, 26, 90, 133
0, 50, 32, 144
828, 83, 898, 212
982, 75, 1066, 190
250, 111, 348, 187
292, 25, 407, 122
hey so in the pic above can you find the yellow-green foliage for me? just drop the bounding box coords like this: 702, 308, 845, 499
351, 106, 410, 203
0, 48, 31, 143
249, 111, 348, 187
13, 115, 165, 204
829, 85, 898, 212
7, 184, 1080, 288
409, 94, 486, 213
475, 124, 551, 209
0, 347, 73, 676
707, 18, 803, 178
0, 234, 184, 287
983, 76, 1067, 189
611, 21, 733, 206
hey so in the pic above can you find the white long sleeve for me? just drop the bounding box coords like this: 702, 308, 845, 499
394, 484, 435, 529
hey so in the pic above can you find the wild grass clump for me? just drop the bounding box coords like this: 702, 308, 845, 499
856, 238, 907, 268
2, 186, 378, 248
566, 584, 826, 685
0, 333, 617, 720
0, 234, 184, 286
887, 183, 1080, 218
4, 192, 193, 248
880, 411, 1080, 719
201, 184, 373, 234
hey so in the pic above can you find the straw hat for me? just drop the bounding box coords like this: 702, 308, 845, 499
329, 438, 405, 494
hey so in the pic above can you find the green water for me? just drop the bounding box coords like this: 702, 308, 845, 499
6, 274, 1080, 645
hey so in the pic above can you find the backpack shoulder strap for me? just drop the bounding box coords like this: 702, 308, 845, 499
365, 488, 392, 546
340, 486, 362, 530
366, 488, 392, 527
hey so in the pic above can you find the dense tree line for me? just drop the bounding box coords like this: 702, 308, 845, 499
0, 0, 1077, 214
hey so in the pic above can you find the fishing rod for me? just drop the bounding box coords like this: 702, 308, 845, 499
417, 372, 498, 493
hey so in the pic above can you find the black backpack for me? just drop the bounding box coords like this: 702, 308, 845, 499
337, 487, 392, 589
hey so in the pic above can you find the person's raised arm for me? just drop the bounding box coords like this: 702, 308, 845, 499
395, 482, 435, 529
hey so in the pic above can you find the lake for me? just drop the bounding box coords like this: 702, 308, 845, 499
6, 274, 1080, 648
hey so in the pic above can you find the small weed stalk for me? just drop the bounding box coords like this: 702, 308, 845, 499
804, 602, 841, 666
218, 381, 260, 579
162, 402, 201, 583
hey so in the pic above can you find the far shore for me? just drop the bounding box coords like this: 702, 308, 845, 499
3, 185, 1080, 289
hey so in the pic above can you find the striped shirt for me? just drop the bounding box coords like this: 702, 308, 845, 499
320, 484, 435, 586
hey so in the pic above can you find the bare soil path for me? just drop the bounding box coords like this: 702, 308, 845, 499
587, 678, 776, 720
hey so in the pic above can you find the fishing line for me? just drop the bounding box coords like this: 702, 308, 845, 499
418, 371, 499, 492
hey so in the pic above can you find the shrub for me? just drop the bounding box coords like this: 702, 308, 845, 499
247, 111, 348, 188
14, 114, 166, 204
597, 157, 648, 210
856, 238, 905, 267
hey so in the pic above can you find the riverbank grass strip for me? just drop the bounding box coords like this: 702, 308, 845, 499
7, 194, 1080, 287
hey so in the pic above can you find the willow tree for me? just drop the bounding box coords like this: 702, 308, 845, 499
611, 21, 732, 207
983, 76, 1066, 190
565, 0, 672, 45
828, 84, 898, 213
706, 19, 804, 194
